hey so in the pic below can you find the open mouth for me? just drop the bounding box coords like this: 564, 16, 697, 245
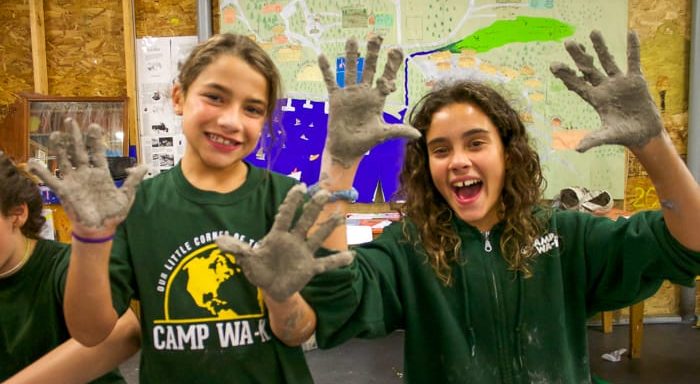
452, 179, 483, 202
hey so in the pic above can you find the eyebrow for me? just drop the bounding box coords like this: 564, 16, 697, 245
427, 127, 490, 146
203, 83, 268, 107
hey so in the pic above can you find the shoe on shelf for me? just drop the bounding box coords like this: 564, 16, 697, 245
552, 187, 613, 214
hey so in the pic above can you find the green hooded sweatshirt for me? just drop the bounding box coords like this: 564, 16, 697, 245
303, 209, 700, 383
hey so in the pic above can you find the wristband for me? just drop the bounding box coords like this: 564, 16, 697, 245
71, 231, 115, 244
307, 183, 358, 203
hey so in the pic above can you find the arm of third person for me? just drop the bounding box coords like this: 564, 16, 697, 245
4, 310, 141, 384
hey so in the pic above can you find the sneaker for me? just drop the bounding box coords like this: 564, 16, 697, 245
581, 190, 613, 213
553, 187, 613, 214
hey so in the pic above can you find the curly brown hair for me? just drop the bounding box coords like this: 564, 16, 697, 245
0, 154, 46, 239
395, 81, 547, 285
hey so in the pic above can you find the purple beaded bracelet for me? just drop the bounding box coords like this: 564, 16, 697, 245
71, 231, 115, 244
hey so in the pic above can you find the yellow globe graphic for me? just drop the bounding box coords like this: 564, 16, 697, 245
160, 244, 264, 323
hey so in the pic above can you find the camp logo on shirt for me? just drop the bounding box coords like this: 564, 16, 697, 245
152, 231, 272, 351
533, 232, 559, 254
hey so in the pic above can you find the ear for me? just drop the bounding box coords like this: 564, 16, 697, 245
172, 83, 184, 116
9, 203, 28, 231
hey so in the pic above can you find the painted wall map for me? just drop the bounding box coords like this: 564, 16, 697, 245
220, 0, 629, 201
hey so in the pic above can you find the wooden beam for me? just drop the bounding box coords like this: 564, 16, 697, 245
629, 301, 644, 358
122, 0, 140, 161
28, 0, 48, 94
601, 311, 614, 333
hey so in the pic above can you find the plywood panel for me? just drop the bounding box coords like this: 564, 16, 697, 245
47, 204, 72, 244
627, 0, 693, 316
0, 2, 33, 122
135, 0, 196, 38
44, 0, 126, 97
643, 282, 680, 316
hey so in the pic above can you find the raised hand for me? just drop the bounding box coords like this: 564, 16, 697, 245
319, 34, 421, 167
550, 30, 663, 152
215, 184, 354, 302
28, 118, 148, 232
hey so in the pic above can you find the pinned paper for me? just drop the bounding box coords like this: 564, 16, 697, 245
346, 225, 373, 245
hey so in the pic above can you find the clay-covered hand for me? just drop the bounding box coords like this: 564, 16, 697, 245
216, 184, 354, 302
550, 30, 663, 152
319, 34, 421, 167
28, 118, 148, 232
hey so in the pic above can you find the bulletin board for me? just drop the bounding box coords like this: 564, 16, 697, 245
136, 36, 198, 176
215, 0, 630, 202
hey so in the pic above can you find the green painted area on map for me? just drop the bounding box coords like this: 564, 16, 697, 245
446, 16, 575, 53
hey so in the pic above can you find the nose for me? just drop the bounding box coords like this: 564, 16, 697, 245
448, 149, 472, 171
218, 104, 244, 133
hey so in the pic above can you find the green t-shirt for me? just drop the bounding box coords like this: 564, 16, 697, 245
110, 162, 312, 383
304, 209, 700, 384
0, 239, 124, 383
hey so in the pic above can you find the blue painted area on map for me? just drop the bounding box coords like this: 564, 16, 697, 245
246, 98, 408, 203
336, 57, 364, 87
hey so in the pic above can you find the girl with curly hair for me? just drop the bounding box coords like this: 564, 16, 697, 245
297, 31, 700, 383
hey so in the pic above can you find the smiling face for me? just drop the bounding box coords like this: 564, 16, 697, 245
426, 102, 506, 231
173, 54, 269, 175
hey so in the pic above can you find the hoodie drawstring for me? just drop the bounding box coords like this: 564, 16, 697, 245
514, 271, 525, 370
460, 255, 477, 358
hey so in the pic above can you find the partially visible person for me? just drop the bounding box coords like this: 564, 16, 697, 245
0, 153, 141, 384
28, 32, 415, 384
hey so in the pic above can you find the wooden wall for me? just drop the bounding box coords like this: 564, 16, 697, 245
135, 0, 197, 37
0, 1, 34, 121
0, 0, 218, 126
44, 0, 125, 96
627, 0, 694, 317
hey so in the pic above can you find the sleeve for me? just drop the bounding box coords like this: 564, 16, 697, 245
109, 222, 137, 315
53, 242, 71, 303
570, 210, 700, 314
302, 223, 407, 349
